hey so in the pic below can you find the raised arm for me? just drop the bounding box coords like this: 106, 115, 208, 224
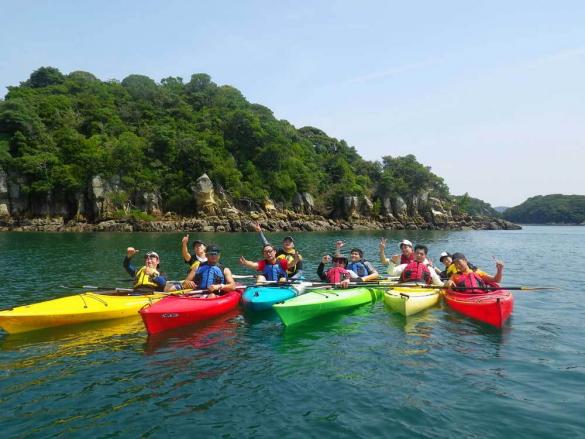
316, 255, 330, 281
379, 238, 390, 265
334, 240, 345, 257
483, 260, 504, 284
181, 234, 191, 263
239, 256, 259, 271
123, 247, 139, 277
253, 222, 270, 246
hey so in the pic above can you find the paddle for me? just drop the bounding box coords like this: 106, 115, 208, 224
60, 285, 134, 293
164, 285, 247, 296
381, 284, 559, 291
254, 277, 399, 286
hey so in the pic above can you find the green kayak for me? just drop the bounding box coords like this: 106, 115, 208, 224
273, 286, 383, 326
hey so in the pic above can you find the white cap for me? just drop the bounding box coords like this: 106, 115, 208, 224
399, 239, 413, 249
439, 251, 451, 262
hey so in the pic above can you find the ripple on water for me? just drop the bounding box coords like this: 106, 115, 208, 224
1, 228, 585, 437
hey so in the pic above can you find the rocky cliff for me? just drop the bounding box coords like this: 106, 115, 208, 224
0, 170, 520, 232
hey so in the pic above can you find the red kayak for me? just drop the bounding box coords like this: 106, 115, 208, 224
443, 288, 514, 328
140, 290, 242, 335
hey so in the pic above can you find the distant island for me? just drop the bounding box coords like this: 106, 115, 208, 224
0, 67, 519, 232
503, 194, 585, 224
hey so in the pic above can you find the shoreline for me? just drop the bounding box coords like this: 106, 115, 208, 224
0, 215, 521, 233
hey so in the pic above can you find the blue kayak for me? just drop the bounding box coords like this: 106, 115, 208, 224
242, 282, 312, 311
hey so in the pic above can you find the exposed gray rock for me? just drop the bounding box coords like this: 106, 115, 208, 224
8, 176, 27, 216
234, 197, 262, 213
359, 196, 373, 216
380, 197, 394, 217
191, 173, 219, 215
293, 192, 315, 214
0, 166, 9, 218
134, 191, 161, 215
341, 196, 359, 219
95, 220, 133, 232
392, 196, 408, 221
89, 175, 123, 220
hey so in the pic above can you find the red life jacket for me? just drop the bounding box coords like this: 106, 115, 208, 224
400, 261, 432, 285
455, 272, 486, 293
400, 253, 414, 265
326, 267, 350, 283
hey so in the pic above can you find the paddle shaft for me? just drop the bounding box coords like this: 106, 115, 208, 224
386, 284, 558, 291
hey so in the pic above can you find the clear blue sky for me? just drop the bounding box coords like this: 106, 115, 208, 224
1, 0, 584, 206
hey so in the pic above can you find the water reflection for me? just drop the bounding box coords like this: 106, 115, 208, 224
143, 308, 243, 355
0, 317, 146, 370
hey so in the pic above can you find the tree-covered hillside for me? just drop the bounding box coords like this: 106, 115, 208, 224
503, 194, 585, 224
0, 67, 454, 219
452, 193, 501, 217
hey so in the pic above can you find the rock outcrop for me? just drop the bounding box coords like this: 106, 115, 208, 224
191, 173, 219, 215
0, 166, 9, 218
0, 172, 521, 232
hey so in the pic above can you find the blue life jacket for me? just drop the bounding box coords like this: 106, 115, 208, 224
347, 260, 368, 277
262, 262, 287, 282
195, 263, 225, 289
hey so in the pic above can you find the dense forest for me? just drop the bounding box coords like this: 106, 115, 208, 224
503, 195, 585, 224
0, 67, 477, 220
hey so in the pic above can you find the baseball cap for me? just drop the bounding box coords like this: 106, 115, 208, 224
206, 245, 221, 255
439, 252, 451, 263
451, 252, 466, 261
399, 239, 413, 249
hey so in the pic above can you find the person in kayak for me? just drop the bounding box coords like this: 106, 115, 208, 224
444, 253, 504, 293
437, 252, 456, 280
379, 238, 415, 264
123, 247, 171, 293
436, 251, 479, 280
253, 222, 303, 280
181, 234, 207, 272
239, 244, 291, 283
335, 241, 379, 282
390, 245, 443, 286
181, 245, 237, 298
316, 255, 352, 288
379, 238, 426, 275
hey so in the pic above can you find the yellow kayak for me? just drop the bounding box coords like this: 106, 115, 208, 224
383, 286, 440, 317
0, 291, 166, 334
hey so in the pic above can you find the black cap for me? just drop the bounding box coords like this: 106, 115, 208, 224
283, 236, 294, 243
451, 252, 466, 261
332, 256, 348, 265
206, 245, 221, 255
350, 248, 363, 257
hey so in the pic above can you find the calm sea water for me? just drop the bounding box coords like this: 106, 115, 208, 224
0, 227, 584, 438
